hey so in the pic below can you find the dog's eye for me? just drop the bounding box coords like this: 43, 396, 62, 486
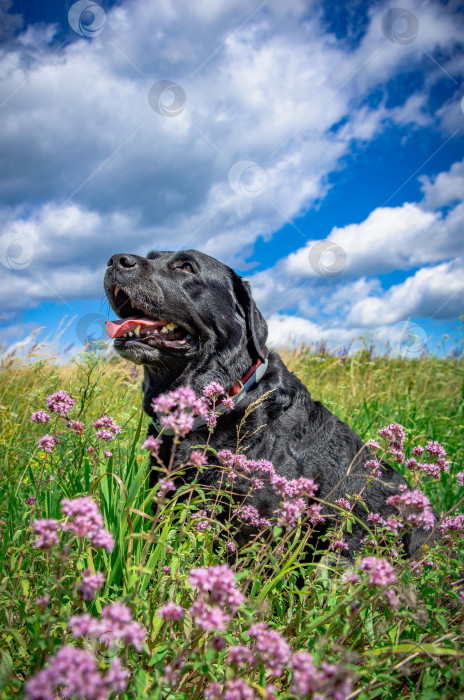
179, 262, 195, 273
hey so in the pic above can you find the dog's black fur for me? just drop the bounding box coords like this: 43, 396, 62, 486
104, 249, 430, 557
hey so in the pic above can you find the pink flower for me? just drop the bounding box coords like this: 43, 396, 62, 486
66, 420, 85, 434
226, 540, 237, 553
152, 387, 209, 437
277, 498, 305, 528
46, 391, 76, 418
366, 439, 380, 451
223, 678, 256, 700
33, 519, 59, 549
335, 498, 351, 510
365, 459, 382, 477
359, 556, 396, 586
457, 472, 464, 487
60, 497, 114, 552
31, 410, 51, 424
142, 435, 162, 454
227, 645, 254, 667
247, 622, 292, 676
92, 415, 121, 434
330, 538, 349, 552
77, 569, 105, 601
36, 595, 50, 609
158, 479, 176, 498
104, 450, 112, 459
158, 602, 184, 621
37, 434, 60, 453
190, 450, 207, 466
24, 644, 128, 700
203, 381, 225, 399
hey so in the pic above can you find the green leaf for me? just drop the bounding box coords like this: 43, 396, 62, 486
0, 650, 13, 694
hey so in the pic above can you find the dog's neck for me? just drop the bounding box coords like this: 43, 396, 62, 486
142, 349, 268, 420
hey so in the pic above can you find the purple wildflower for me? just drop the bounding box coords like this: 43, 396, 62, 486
226, 540, 237, 553
190, 450, 207, 466
158, 602, 184, 621
330, 538, 349, 552
227, 645, 254, 667
277, 498, 306, 528
366, 439, 380, 451
142, 435, 161, 454
359, 556, 396, 586
25, 497, 37, 506
77, 569, 105, 601
60, 496, 114, 552
203, 381, 225, 399
24, 645, 127, 700
365, 459, 382, 477
31, 410, 51, 424
33, 519, 59, 549
37, 434, 60, 454
247, 622, 292, 676
36, 595, 50, 609
104, 450, 112, 458
223, 678, 256, 700
222, 397, 235, 410
46, 391, 76, 418
335, 498, 351, 510
66, 420, 85, 434
158, 478, 176, 498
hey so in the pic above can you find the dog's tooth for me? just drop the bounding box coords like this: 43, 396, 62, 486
128, 332, 134, 337
165, 322, 177, 330
161, 326, 168, 333
134, 325, 141, 335
130, 300, 136, 308
114, 285, 120, 296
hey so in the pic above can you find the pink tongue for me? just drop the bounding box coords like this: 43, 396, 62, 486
105, 317, 167, 339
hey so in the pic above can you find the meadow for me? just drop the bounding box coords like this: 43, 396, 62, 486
1, 337, 463, 699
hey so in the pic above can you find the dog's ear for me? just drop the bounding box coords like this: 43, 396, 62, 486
231, 272, 268, 362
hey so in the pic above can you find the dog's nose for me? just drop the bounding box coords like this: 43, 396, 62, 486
107, 254, 138, 270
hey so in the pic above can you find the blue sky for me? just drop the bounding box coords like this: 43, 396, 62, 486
0, 0, 463, 359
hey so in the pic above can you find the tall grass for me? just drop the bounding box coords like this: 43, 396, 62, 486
1, 339, 464, 699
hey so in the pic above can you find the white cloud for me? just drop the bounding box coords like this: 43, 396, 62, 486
346, 258, 464, 327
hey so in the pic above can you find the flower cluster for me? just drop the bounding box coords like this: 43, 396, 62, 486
92, 415, 121, 442
77, 569, 105, 601
405, 440, 449, 479
386, 486, 435, 530
69, 602, 147, 652
31, 410, 50, 425
24, 646, 129, 700
438, 513, 464, 542
37, 434, 60, 454
46, 390, 76, 418
60, 496, 114, 552
290, 651, 351, 699
232, 504, 271, 529
247, 622, 292, 676
142, 435, 162, 455
206, 678, 256, 700
157, 602, 184, 621
152, 386, 209, 436
33, 519, 60, 549
359, 556, 396, 586
188, 564, 244, 632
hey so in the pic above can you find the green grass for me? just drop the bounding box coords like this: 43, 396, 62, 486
1, 342, 464, 699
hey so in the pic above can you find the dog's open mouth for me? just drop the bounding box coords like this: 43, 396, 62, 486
106, 287, 193, 351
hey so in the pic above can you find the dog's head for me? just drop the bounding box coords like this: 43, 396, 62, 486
104, 249, 267, 392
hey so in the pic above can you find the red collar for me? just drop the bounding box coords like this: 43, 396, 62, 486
227, 358, 263, 397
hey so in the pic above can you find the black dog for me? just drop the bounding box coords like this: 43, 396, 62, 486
104, 249, 430, 557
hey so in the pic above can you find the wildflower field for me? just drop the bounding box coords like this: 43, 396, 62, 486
1, 342, 464, 699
